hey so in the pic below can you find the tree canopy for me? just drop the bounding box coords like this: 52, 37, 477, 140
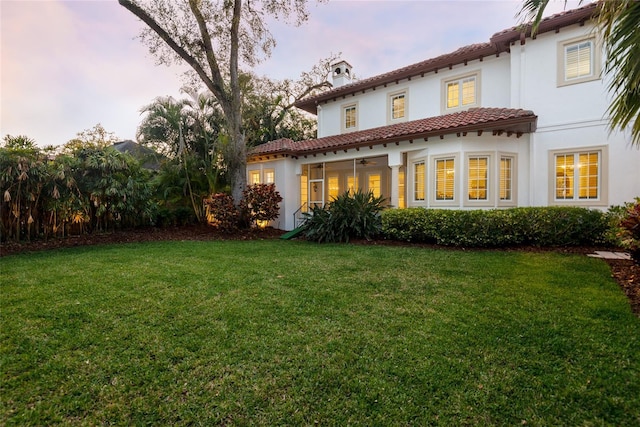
119, 0, 321, 203
63, 123, 120, 153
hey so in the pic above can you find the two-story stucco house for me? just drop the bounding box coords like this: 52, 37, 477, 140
248, 3, 640, 231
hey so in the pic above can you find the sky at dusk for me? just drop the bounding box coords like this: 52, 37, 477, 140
1, 0, 581, 148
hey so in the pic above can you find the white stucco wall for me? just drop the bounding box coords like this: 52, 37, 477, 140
247, 157, 298, 230
404, 133, 530, 209
251, 19, 639, 231
516, 22, 640, 207
317, 55, 511, 138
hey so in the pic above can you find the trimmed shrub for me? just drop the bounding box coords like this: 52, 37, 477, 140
302, 190, 387, 243
381, 206, 610, 247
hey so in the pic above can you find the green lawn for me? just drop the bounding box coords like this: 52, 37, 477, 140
1, 240, 638, 426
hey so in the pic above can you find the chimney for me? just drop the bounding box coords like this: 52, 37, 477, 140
332, 60, 352, 88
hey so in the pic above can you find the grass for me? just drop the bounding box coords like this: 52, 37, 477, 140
1, 240, 639, 426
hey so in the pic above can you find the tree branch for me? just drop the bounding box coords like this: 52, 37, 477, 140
186, 0, 230, 112
118, 0, 221, 100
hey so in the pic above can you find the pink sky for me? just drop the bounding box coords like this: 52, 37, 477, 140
1, 0, 582, 147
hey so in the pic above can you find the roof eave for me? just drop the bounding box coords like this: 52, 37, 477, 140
295, 3, 598, 115
490, 2, 597, 49
294, 44, 501, 115
293, 115, 538, 157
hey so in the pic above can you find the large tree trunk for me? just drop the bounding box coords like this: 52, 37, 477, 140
119, 0, 252, 205
228, 130, 247, 205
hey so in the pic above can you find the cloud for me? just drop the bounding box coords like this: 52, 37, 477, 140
1, 0, 584, 147
1, 1, 185, 146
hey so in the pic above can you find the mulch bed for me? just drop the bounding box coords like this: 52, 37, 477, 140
1, 225, 638, 316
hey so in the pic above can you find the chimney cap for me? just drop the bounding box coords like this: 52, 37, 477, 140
332, 60, 353, 87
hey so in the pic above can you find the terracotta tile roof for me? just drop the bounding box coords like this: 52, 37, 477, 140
491, 2, 598, 49
295, 3, 598, 114
249, 108, 537, 159
295, 42, 497, 114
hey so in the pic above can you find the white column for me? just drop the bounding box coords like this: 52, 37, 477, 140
390, 164, 400, 208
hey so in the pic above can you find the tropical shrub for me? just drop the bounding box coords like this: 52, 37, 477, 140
302, 190, 387, 243
1, 141, 156, 242
0, 141, 48, 241
240, 183, 283, 227
618, 200, 640, 264
150, 153, 221, 223
204, 193, 239, 232
205, 184, 283, 231
381, 207, 610, 247
72, 147, 155, 232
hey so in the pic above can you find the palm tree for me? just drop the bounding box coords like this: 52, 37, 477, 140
518, 0, 640, 146
180, 87, 226, 195
137, 96, 189, 158
0, 139, 48, 241
138, 93, 228, 222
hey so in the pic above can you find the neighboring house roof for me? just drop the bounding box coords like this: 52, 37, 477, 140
249, 108, 537, 159
112, 140, 164, 170
294, 2, 598, 114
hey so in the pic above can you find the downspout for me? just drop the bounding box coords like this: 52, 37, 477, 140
520, 43, 536, 207
317, 105, 323, 138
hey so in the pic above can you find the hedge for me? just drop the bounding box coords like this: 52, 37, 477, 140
381, 207, 610, 247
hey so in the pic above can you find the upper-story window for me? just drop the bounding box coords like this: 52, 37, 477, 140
558, 36, 600, 86
388, 90, 408, 123
342, 103, 358, 132
442, 71, 480, 113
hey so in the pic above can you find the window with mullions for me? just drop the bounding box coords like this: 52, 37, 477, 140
414, 161, 425, 201
444, 73, 478, 111
249, 170, 261, 185
388, 91, 408, 123
249, 169, 275, 185
368, 174, 381, 198
435, 158, 455, 201
554, 151, 600, 201
342, 103, 358, 132
347, 175, 359, 194
499, 157, 514, 202
467, 156, 488, 201
392, 94, 405, 119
